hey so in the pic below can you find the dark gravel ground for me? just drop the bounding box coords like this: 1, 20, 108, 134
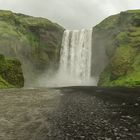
51, 87, 140, 140
0, 87, 140, 140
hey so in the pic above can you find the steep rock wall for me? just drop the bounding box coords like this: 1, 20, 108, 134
95, 10, 140, 86
0, 10, 64, 86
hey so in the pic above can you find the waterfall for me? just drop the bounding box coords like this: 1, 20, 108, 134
38, 28, 99, 87
58, 29, 96, 86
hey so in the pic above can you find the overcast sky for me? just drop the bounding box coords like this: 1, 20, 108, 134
0, 0, 140, 29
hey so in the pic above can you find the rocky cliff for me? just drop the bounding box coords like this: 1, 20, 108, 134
0, 54, 24, 88
95, 10, 140, 86
0, 10, 140, 87
0, 10, 64, 86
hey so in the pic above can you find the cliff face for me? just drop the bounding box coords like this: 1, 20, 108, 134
0, 10, 64, 86
1, 10, 140, 87
96, 10, 140, 86
0, 54, 24, 88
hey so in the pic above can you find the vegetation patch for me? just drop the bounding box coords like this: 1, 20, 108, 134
98, 10, 140, 87
0, 54, 24, 88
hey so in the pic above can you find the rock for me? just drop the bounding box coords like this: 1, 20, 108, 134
136, 133, 140, 136
112, 112, 117, 115
116, 137, 120, 140
121, 116, 132, 119
122, 103, 126, 106
124, 128, 129, 132
79, 136, 85, 139
97, 10, 140, 87
137, 124, 140, 128
0, 10, 64, 85
134, 103, 139, 106
90, 112, 94, 115
105, 137, 112, 140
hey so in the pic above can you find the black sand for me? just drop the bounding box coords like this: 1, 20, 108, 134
0, 87, 140, 140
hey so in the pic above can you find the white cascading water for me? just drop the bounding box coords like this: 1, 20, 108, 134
58, 29, 96, 86
39, 28, 97, 87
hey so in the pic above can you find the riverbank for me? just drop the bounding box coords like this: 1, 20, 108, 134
0, 87, 139, 140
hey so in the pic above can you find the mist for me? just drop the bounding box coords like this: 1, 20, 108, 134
36, 69, 98, 88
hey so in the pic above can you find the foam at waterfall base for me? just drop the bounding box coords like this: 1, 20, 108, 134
37, 71, 98, 88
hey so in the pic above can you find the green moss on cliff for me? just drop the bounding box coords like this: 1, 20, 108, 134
97, 10, 140, 87
0, 10, 64, 85
0, 54, 24, 88
0, 76, 13, 88
13, 12, 64, 68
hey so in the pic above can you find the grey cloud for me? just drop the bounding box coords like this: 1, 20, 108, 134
0, 0, 140, 29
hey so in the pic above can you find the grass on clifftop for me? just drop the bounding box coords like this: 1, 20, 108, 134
98, 10, 140, 87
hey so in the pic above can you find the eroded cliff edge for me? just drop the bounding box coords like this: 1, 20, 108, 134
0, 10, 64, 86
94, 10, 140, 86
